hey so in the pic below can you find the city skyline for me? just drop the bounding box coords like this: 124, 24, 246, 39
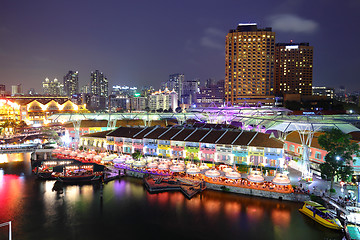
1, 0, 359, 93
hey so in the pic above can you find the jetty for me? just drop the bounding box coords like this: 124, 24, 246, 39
144, 176, 206, 199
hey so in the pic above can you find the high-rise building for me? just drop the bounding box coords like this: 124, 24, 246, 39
163, 73, 184, 102
149, 88, 178, 112
274, 42, 313, 96
90, 70, 108, 110
63, 71, 79, 97
90, 70, 108, 98
181, 79, 200, 105
80, 85, 90, 94
0, 84, 5, 96
312, 86, 334, 99
42, 78, 64, 96
11, 84, 22, 96
225, 23, 275, 106
197, 79, 225, 106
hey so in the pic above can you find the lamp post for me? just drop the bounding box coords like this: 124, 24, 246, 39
0, 221, 11, 240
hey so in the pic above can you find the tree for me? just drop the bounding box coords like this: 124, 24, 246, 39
132, 150, 142, 161
318, 128, 360, 190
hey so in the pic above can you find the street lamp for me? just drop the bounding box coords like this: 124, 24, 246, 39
336, 156, 341, 161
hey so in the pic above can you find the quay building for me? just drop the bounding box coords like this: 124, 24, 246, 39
79, 126, 285, 170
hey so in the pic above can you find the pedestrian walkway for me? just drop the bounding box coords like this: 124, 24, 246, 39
288, 166, 357, 200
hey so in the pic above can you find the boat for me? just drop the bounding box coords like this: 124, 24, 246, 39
32, 159, 78, 180
299, 201, 343, 230
345, 224, 360, 240
52, 162, 105, 183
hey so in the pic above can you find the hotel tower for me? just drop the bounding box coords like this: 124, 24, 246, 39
274, 42, 313, 96
225, 23, 275, 106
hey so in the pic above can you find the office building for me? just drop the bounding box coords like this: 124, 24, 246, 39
149, 88, 178, 112
90, 70, 108, 110
63, 71, 79, 97
11, 84, 22, 96
90, 70, 108, 98
0, 84, 5, 96
197, 80, 225, 106
162, 73, 184, 102
274, 42, 313, 96
225, 23, 275, 106
312, 86, 334, 99
181, 79, 200, 105
42, 78, 64, 96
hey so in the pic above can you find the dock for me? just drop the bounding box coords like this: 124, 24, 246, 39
103, 166, 125, 183
144, 176, 206, 199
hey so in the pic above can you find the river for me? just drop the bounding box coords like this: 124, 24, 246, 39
0, 153, 344, 240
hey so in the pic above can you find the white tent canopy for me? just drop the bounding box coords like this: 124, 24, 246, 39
267, 121, 360, 134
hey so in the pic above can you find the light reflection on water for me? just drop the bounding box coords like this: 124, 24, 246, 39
0, 153, 345, 240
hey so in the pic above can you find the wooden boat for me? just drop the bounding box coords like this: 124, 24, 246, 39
299, 201, 343, 230
52, 162, 104, 183
32, 159, 78, 180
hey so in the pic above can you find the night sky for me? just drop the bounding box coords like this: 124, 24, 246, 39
1, 0, 359, 93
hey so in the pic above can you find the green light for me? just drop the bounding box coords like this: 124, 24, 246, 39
134, 93, 141, 97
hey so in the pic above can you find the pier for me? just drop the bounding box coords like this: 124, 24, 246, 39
144, 176, 206, 199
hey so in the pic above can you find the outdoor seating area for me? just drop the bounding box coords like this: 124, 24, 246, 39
113, 156, 294, 194
51, 147, 113, 164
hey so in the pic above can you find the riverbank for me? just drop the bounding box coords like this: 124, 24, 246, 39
123, 168, 310, 202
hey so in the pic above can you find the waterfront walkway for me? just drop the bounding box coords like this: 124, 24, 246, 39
144, 175, 206, 199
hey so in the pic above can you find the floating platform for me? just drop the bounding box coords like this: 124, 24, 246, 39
144, 176, 206, 199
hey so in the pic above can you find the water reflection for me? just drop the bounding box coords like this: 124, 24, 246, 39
271, 207, 291, 228
0, 169, 24, 221
0, 153, 345, 240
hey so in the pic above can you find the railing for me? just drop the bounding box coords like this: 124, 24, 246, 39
0, 221, 11, 240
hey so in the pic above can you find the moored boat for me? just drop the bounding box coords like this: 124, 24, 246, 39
299, 201, 343, 230
52, 162, 105, 183
345, 224, 360, 240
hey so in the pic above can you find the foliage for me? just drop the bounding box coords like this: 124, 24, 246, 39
330, 188, 336, 193
132, 150, 142, 160
318, 128, 360, 189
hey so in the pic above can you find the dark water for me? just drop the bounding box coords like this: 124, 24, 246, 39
0, 153, 344, 240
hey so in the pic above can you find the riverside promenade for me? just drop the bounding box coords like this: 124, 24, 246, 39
122, 168, 310, 202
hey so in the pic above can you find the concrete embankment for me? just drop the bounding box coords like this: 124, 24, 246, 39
206, 182, 310, 202
122, 169, 310, 202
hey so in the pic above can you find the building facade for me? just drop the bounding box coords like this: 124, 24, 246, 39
312, 86, 334, 99
90, 70, 108, 110
94, 126, 285, 169
181, 79, 200, 105
163, 73, 184, 102
63, 71, 79, 97
197, 79, 225, 106
149, 88, 178, 112
225, 23, 275, 106
11, 84, 22, 96
0, 84, 5, 96
274, 42, 313, 96
42, 78, 64, 96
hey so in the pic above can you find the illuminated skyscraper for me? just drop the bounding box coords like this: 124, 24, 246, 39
63, 71, 79, 97
163, 73, 184, 102
0, 84, 5, 96
225, 23, 275, 105
274, 42, 313, 96
42, 78, 63, 96
90, 70, 108, 109
90, 70, 108, 98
